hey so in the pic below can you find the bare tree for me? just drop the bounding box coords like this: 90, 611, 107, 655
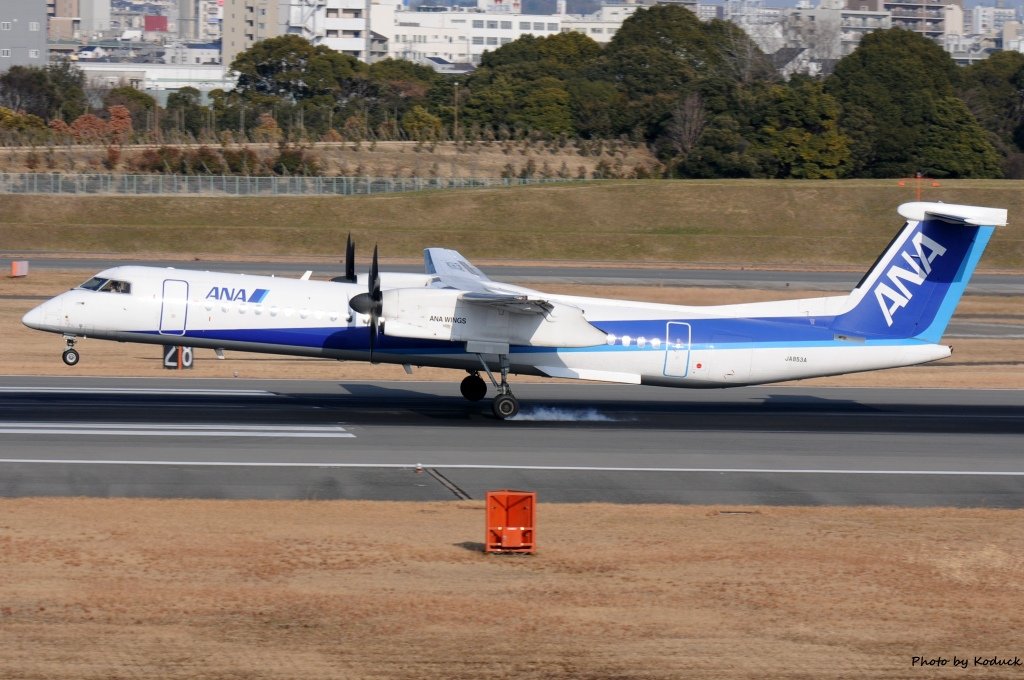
665, 93, 707, 158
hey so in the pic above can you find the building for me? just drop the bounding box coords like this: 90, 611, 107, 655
163, 41, 222, 64
224, 0, 373, 67
786, 0, 890, 60
79, 0, 112, 37
381, 4, 562, 64
75, 43, 110, 58
222, 0, 285, 67
560, 3, 641, 44
48, 0, 81, 41
849, 0, 960, 41
1, 0, 48, 70
969, 5, 1016, 36
77, 62, 236, 103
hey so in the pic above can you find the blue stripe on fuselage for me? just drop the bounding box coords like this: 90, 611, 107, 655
133, 310, 930, 358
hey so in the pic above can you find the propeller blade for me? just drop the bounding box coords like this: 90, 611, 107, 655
368, 245, 381, 356
345, 233, 356, 283
370, 245, 381, 303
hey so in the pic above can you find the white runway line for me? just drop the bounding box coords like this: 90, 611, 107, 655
0, 422, 354, 438
0, 387, 276, 397
0, 460, 1021, 475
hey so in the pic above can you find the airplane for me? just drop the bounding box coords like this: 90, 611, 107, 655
22, 201, 1007, 419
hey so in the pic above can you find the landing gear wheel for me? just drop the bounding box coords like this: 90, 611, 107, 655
492, 393, 519, 420
460, 373, 487, 402
62, 348, 80, 366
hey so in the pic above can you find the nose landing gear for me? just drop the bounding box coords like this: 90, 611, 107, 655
61, 336, 80, 366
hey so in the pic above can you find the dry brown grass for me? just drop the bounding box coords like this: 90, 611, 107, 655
0, 140, 658, 179
1, 499, 1023, 679
4, 179, 1024, 267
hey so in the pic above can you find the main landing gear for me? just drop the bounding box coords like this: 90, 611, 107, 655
61, 336, 80, 366
466, 354, 520, 420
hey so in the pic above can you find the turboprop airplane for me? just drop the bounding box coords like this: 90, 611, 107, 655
22, 201, 1007, 419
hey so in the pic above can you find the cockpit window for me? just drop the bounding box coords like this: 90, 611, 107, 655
77, 277, 131, 294
100, 279, 131, 294
78, 277, 108, 291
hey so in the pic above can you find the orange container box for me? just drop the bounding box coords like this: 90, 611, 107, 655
485, 490, 536, 554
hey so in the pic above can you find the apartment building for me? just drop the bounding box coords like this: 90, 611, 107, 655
848, 0, 961, 40
223, 0, 373, 67
1, 0, 48, 70
381, 4, 562, 64
560, 3, 641, 44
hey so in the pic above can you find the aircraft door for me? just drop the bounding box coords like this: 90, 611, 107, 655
663, 322, 692, 377
159, 279, 189, 336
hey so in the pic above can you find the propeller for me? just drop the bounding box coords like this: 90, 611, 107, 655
349, 245, 383, 358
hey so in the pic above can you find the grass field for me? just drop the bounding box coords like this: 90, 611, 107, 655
2, 500, 1023, 680
3, 179, 1023, 268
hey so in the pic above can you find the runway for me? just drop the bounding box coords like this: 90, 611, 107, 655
1, 377, 1022, 507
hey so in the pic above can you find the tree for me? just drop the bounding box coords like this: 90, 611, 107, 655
959, 51, 1024, 176
746, 80, 850, 178
107, 105, 133, 144
0, 61, 87, 122
402, 105, 442, 141
825, 28, 999, 177
104, 87, 156, 134
664, 93, 707, 161
231, 35, 364, 103
165, 87, 209, 139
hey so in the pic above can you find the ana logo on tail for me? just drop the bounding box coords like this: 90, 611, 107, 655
873, 231, 947, 327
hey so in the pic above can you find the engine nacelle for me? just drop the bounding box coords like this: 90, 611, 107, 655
381, 288, 606, 348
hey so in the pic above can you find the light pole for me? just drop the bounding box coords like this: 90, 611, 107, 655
453, 81, 460, 141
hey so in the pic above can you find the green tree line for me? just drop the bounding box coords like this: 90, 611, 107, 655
2, 8, 1021, 178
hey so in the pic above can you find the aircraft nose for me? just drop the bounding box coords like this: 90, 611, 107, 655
22, 303, 46, 330
22, 298, 60, 331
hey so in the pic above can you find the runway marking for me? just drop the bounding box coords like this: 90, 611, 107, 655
0, 460, 1021, 476
0, 423, 354, 438
0, 387, 276, 397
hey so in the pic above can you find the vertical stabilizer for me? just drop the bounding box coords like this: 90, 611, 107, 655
832, 202, 1006, 343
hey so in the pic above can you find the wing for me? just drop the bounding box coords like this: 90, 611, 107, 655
371, 248, 609, 348
424, 247, 554, 313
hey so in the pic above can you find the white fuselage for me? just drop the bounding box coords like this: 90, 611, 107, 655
22, 265, 951, 387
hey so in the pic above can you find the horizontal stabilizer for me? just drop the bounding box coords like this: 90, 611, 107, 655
898, 202, 1008, 227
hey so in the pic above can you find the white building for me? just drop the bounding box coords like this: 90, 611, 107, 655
163, 41, 222, 64
378, 2, 562, 65
785, 0, 890, 60
560, 3, 641, 43
78, 62, 236, 102
969, 5, 1017, 36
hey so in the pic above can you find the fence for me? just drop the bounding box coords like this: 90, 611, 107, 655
0, 173, 575, 196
